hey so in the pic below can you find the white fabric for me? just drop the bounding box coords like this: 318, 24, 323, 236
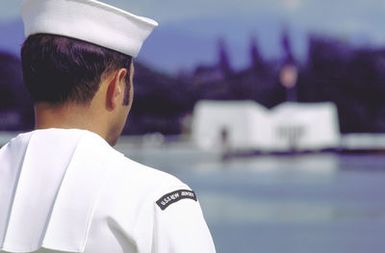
21, 0, 158, 57
0, 129, 216, 253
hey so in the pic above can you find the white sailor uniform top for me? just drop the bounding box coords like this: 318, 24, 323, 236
0, 129, 216, 253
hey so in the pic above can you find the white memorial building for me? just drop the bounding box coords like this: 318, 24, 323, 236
192, 100, 340, 152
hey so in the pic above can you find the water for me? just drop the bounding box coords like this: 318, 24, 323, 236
194, 168, 385, 253
116, 142, 385, 253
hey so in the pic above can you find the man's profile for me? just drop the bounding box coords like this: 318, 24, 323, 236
0, 0, 216, 252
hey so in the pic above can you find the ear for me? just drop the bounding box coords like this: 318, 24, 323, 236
106, 68, 127, 110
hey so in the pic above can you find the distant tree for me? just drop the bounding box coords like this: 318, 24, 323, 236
249, 35, 265, 72
303, 35, 385, 133
217, 38, 233, 77
124, 62, 194, 135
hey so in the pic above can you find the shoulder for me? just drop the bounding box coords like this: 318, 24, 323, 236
110, 152, 187, 191
78, 132, 185, 193
87, 134, 198, 209
94, 147, 216, 252
104, 149, 197, 208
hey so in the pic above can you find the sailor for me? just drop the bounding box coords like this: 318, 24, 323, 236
0, 0, 216, 252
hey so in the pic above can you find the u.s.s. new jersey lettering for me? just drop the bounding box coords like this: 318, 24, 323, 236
156, 190, 197, 210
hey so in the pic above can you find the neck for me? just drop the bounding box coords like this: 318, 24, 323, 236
34, 102, 108, 141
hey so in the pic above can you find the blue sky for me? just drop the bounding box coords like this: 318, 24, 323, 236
3, 0, 385, 39
2, 0, 385, 72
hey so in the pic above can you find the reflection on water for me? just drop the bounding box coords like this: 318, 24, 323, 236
116, 142, 385, 253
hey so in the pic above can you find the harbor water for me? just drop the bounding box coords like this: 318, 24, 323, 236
116, 139, 385, 253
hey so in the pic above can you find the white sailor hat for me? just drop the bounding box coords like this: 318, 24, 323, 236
21, 0, 158, 57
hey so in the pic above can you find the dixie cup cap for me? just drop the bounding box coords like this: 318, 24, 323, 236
21, 0, 158, 57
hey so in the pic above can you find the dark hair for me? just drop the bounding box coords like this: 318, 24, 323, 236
21, 34, 132, 105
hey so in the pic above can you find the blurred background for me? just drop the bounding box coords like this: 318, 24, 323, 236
2, 0, 385, 252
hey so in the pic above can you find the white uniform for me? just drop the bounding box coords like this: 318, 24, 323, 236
0, 129, 216, 253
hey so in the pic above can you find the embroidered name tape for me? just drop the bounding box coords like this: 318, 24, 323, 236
156, 189, 197, 210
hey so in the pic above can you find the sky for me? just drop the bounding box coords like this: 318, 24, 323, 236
2, 0, 385, 72
3, 0, 385, 37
